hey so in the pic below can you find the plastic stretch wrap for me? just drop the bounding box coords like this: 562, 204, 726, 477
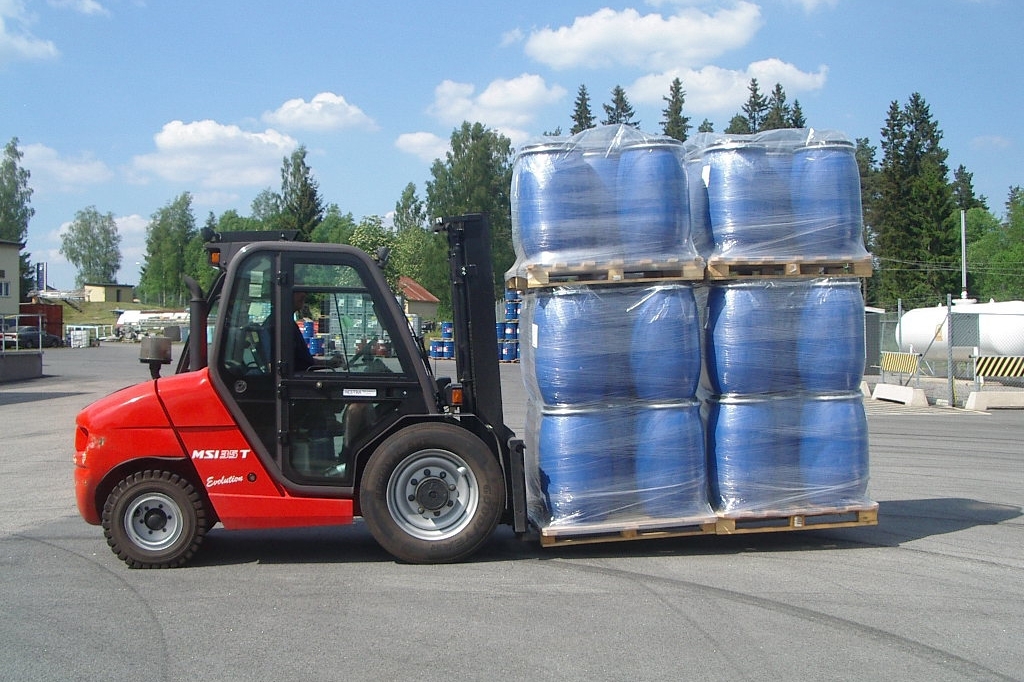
703, 278, 866, 395
509, 124, 701, 278
706, 392, 871, 515
685, 128, 871, 261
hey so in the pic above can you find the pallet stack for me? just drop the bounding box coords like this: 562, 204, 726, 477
508, 124, 877, 543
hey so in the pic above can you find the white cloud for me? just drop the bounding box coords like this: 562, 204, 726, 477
47, 0, 109, 16
426, 74, 566, 140
630, 59, 829, 114
21, 143, 114, 193
970, 135, 1012, 151
395, 132, 448, 163
523, 3, 762, 70
130, 120, 298, 188
262, 92, 377, 132
0, 0, 60, 64
789, 0, 839, 12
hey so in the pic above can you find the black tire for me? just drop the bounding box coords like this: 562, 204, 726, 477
102, 470, 208, 569
360, 422, 504, 563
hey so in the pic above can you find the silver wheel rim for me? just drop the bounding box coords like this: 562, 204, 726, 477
386, 449, 480, 541
124, 492, 184, 551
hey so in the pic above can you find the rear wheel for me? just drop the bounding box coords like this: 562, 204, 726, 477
360, 422, 504, 563
102, 470, 208, 569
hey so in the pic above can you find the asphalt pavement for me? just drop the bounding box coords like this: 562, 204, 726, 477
1, 342, 1021, 682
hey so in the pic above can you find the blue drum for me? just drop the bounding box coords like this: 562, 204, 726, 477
798, 393, 869, 508
616, 141, 688, 260
538, 408, 630, 524
629, 285, 701, 401
705, 282, 802, 395
686, 156, 713, 258
501, 340, 518, 363
442, 340, 454, 359
440, 321, 454, 340
495, 323, 505, 341
504, 321, 519, 340
706, 394, 801, 514
513, 142, 602, 261
633, 402, 710, 519
797, 279, 865, 392
792, 140, 864, 257
302, 321, 315, 339
703, 142, 771, 256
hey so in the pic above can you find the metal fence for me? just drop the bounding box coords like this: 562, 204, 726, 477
878, 296, 1024, 407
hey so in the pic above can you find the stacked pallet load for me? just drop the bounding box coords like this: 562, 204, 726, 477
691, 128, 874, 522
509, 125, 877, 545
510, 125, 715, 539
497, 289, 521, 362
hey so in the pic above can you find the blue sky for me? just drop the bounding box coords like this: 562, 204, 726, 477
2, 0, 1020, 290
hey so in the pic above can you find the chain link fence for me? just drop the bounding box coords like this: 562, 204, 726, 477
874, 296, 1024, 407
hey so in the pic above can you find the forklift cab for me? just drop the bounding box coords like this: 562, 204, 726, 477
209, 242, 435, 491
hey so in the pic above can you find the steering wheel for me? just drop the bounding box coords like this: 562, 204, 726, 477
350, 337, 377, 366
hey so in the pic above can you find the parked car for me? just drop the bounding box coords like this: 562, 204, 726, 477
2, 326, 63, 349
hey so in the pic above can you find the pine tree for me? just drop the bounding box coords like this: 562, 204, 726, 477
724, 114, 751, 134
740, 78, 768, 132
760, 83, 790, 131
951, 165, 987, 211
570, 85, 596, 134
660, 77, 691, 142
601, 85, 639, 127
280, 145, 324, 241
0, 138, 35, 298
789, 100, 807, 128
697, 119, 715, 133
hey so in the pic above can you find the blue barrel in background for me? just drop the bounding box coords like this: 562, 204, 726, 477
704, 142, 771, 256
616, 141, 688, 260
504, 321, 519, 340
629, 285, 701, 401
797, 279, 865, 392
302, 320, 315, 339
792, 140, 864, 257
538, 407, 631, 524
705, 282, 802, 395
798, 392, 869, 508
440, 321, 454, 339
429, 339, 442, 359
633, 402, 710, 519
307, 336, 323, 356
442, 340, 454, 359
513, 142, 602, 261
706, 394, 801, 514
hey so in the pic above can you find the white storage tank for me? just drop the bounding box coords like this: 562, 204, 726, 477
895, 300, 1024, 360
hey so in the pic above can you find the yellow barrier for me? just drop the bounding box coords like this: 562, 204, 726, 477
974, 356, 1024, 378
880, 351, 921, 386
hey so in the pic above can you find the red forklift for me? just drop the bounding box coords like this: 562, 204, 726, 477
74, 214, 528, 567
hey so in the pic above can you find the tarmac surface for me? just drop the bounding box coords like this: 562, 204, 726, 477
1, 342, 1021, 682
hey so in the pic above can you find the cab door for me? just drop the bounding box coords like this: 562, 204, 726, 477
211, 245, 432, 492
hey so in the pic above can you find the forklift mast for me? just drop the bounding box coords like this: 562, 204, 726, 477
435, 214, 517, 456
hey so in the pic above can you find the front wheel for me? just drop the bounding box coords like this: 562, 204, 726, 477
102, 470, 209, 568
360, 423, 504, 563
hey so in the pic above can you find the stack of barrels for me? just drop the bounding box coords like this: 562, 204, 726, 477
511, 125, 874, 532
497, 290, 522, 362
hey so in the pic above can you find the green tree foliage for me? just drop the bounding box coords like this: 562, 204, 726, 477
250, 188, 284, 230
740, 78, 768, 133
138, 193, 196, 307
724, 114, 751, 134
425, 122, 514, 305
310, 204, 357, 244
0, 137, 35, 299
951, 165, 987, 211
59, 206, 122, 286
279, 145, 324, 240
660, 77, 690, 142
966, 188, 1024, 301
393, 182, 426, 233
697, 119, 715, 133
760, 83, 790, 131
570, 84, 596, 134
872, 93, 958, 307
601, 85, 639, 127
789, 100, 807, 128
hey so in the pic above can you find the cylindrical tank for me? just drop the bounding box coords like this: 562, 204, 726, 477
703, 141, 771, 257
616, 140, 689, 260
685, 155, 713, 259
706, 394, 801, 515
792, 140, 864, 258
633, 402, 710, 519
894, 300, 1024, 360
798, 392, 869, 508
538, 406, 632, 524
705, 281, 802, 395
797, 279, 865, 392
629, 284, 701, 401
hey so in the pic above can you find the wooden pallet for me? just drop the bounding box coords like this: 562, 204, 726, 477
538, 504, 878, 547
516, 258, 706, 289
706, 256, 872, 279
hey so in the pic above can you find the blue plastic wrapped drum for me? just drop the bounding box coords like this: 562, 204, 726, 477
704, 142, 771, 254
633, 402, 709, 519
686, 156, 713, 258
706, 394, 801, 514
797, 279, 865, 392
705, 282, 801, 395
792, 141, 864, 257
513, 142, 601, 261
616, 141, 688, 260
629, 285, 701, 401
798, 393, 869, 508
538, 408, 627, 524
